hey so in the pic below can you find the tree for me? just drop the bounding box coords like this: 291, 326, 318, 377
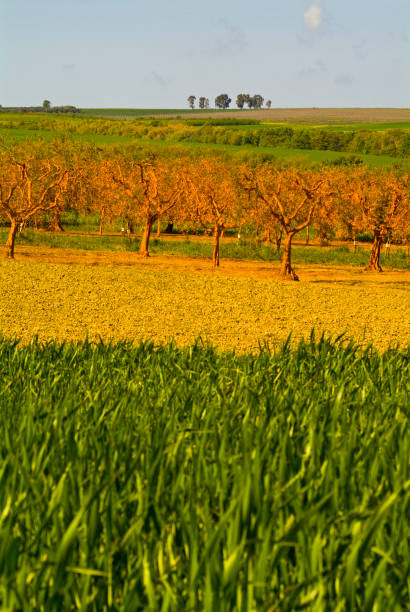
344, 168, 409, 271
204, 98, 210, 109
240, 164, 329, 280
0, 146, 69, 258
183, 158, 239, 267
110, 158, 184, 257
187, 95, 196, 110
80, 157, 122, 236
266, 100, 272, 109
215, 94, 231, 109
199, 97, 206, 109
236, 94, 249, 109
310, 170, 343, 246
251, 95, 264, 109
42, 100, 51, 110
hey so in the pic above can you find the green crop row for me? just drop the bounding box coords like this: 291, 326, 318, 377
0, 336, 409, 610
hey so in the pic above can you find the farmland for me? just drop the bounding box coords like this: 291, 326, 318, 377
1, 258, 409, 350
1, 110, 410, 169
0, 109, 410, 610
81, 107, 410, 123
1, 334, 410, 610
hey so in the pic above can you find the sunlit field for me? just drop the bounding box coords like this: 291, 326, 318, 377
0, 108, 409, 610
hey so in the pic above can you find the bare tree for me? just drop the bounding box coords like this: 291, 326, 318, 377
0, 146, 69, 258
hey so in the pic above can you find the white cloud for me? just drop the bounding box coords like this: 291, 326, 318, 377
304, 1, 323, 30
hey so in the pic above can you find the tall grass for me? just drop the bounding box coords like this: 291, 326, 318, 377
0, 336, 409, 610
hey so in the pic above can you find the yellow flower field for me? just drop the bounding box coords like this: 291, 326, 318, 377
1, 252, 409, 351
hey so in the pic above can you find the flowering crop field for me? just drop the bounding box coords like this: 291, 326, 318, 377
0, 259, 409, 351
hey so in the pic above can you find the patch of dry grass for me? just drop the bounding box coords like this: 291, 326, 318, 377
154, 108, 410, 124
1, 256, 409, 351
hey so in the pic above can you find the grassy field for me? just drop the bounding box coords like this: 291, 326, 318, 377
0, 336, 409, 610
2, 228, 409, 270
0, 127, 136, 145
0, 259, 409, 350
2, 127, 406, 167
3, 129, 408, 168
79, 107, 410, 123
148, 139, 408, 168
80, 108, 220, 118
2, 110, 410, 168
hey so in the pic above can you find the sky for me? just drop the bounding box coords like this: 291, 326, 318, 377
1, 0, 409, 109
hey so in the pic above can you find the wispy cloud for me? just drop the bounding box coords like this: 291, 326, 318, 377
334, 74, 355, 86
298, 59, 327, 78
151, 71, 167, 87
211, 19, 248, 55
304, 1, 323, 31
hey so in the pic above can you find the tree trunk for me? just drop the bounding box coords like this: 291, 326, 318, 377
365, 231, 383, 272
305, 224, 310, 245
5, 219, 18, 260
139, 218, 154, 257
280, 232, 299, 280
275, 228, 283, 253
213, 225, 223, 267
127, 220, 135, 234
156, 216, 161, 237
99, 207, 105, 235
319, 232, 329, 246
50, 210, 64, 232
164, 221, 174, 234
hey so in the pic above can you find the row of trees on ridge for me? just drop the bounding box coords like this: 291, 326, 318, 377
187, 95, 271, 110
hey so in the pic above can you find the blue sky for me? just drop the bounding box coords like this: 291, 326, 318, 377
1, 0, 409, 108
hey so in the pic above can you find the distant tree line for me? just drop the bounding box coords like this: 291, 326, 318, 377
187, 96, 210, 110
0, 100, 80, 114
187, 94, 271, 110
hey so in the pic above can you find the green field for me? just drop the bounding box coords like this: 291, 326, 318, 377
0, 336, 409, 610
1, 128, 408, 169
2, 111, 410, 168
0, 128, 135, 145
80, 108, 222, 117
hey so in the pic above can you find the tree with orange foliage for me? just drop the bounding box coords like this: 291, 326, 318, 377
344, 168, 409, 271
0, 147, 69, 259
182, 157, 240, 267
78, 158, 123, 236
310, 168, 347, 246
240, 164, 329, 280
110, 157, 185, 256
